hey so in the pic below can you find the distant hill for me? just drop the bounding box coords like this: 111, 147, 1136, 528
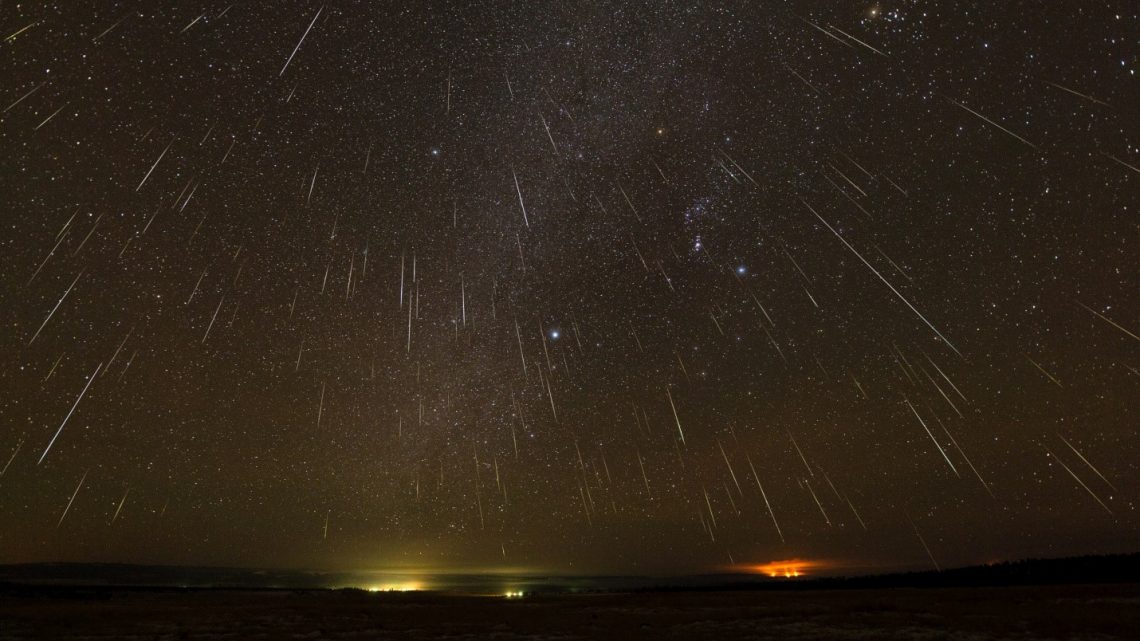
1, 553, 1137, 594
656, 553, 1140, 593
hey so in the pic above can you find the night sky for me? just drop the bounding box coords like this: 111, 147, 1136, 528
1, 2, 1136, 577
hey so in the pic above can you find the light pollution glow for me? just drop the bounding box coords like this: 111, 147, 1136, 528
360, 581, 529, 598
750, 558, 830, 578
364, 582, 423, 592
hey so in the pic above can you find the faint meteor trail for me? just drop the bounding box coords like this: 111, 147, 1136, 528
904, 398, 959, 477
788, 431, 813, 478
202, 295, 225, 343
1100, 151, 1140, 175
617, 181, 640, 220
33, 102, 69, 131
180, 13, 205, 34
800, 17, 852, 49
803, 199, 963, 358
945, 97, 1038, 149
5, 21, 38, 42
1025, 354, 1063, 387
93, 14, 130, 42
72, 214, 102, 256
827, 24, 888, 57
1040, 443, 1112, 514
1043, 80, 1110, 107
804, 478, 830, 525
512, 168, 530, 227
1076, 300, 1140, 341
280, 7, 324, 76
58, 470, 89, 527
919, 364, 963, 417
4, 81, 46, 112
666, 387, 686, 445
136, 139, 174, 191
29, 269, 84, 345
828, 162, 867, 196
746, 454, 784, 543
1058, 434, 1117, 492
908, 515, 941, 571
307, 164, 319, 203
1, 441, 22, 477
845, 494, 868, 530
39, 362, 103, 465
317, 382, 326, 429
539, 112, 557, 154
27, 228, 71, 285
922, 351, 968, 403
44, 353, 64, 382
784, 63, 821, 94
111, 487, 131, 523
932, 412, 993, 498
882, 174, 909, 196
718, 441, 742, 494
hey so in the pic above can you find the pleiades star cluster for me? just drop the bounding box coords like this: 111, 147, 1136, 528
0, 1, 1136, 575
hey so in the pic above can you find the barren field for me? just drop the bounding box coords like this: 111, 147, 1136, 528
2, 583, 1137, 640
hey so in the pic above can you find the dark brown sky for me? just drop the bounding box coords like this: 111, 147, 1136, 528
0, 1, 1136, 576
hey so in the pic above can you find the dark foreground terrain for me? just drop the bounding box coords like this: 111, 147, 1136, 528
2, 583, 1138, 641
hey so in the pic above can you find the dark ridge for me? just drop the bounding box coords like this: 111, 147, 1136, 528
644, 553, 1140, 593
2, 553, 1136, 599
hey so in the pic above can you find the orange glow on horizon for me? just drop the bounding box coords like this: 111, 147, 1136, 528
364, 582, 423, 592
750, 558, 828, 578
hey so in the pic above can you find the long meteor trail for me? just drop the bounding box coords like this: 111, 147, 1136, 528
804, 199, 963, 358
280, 7, 324, 76
39, 362, 104, 464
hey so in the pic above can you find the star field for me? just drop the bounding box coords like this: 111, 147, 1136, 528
0, 1, 1136, 575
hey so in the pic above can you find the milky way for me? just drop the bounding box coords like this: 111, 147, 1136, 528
0, 2, 1136, 575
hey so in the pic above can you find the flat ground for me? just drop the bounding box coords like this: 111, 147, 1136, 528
2, 584, 1137, 640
